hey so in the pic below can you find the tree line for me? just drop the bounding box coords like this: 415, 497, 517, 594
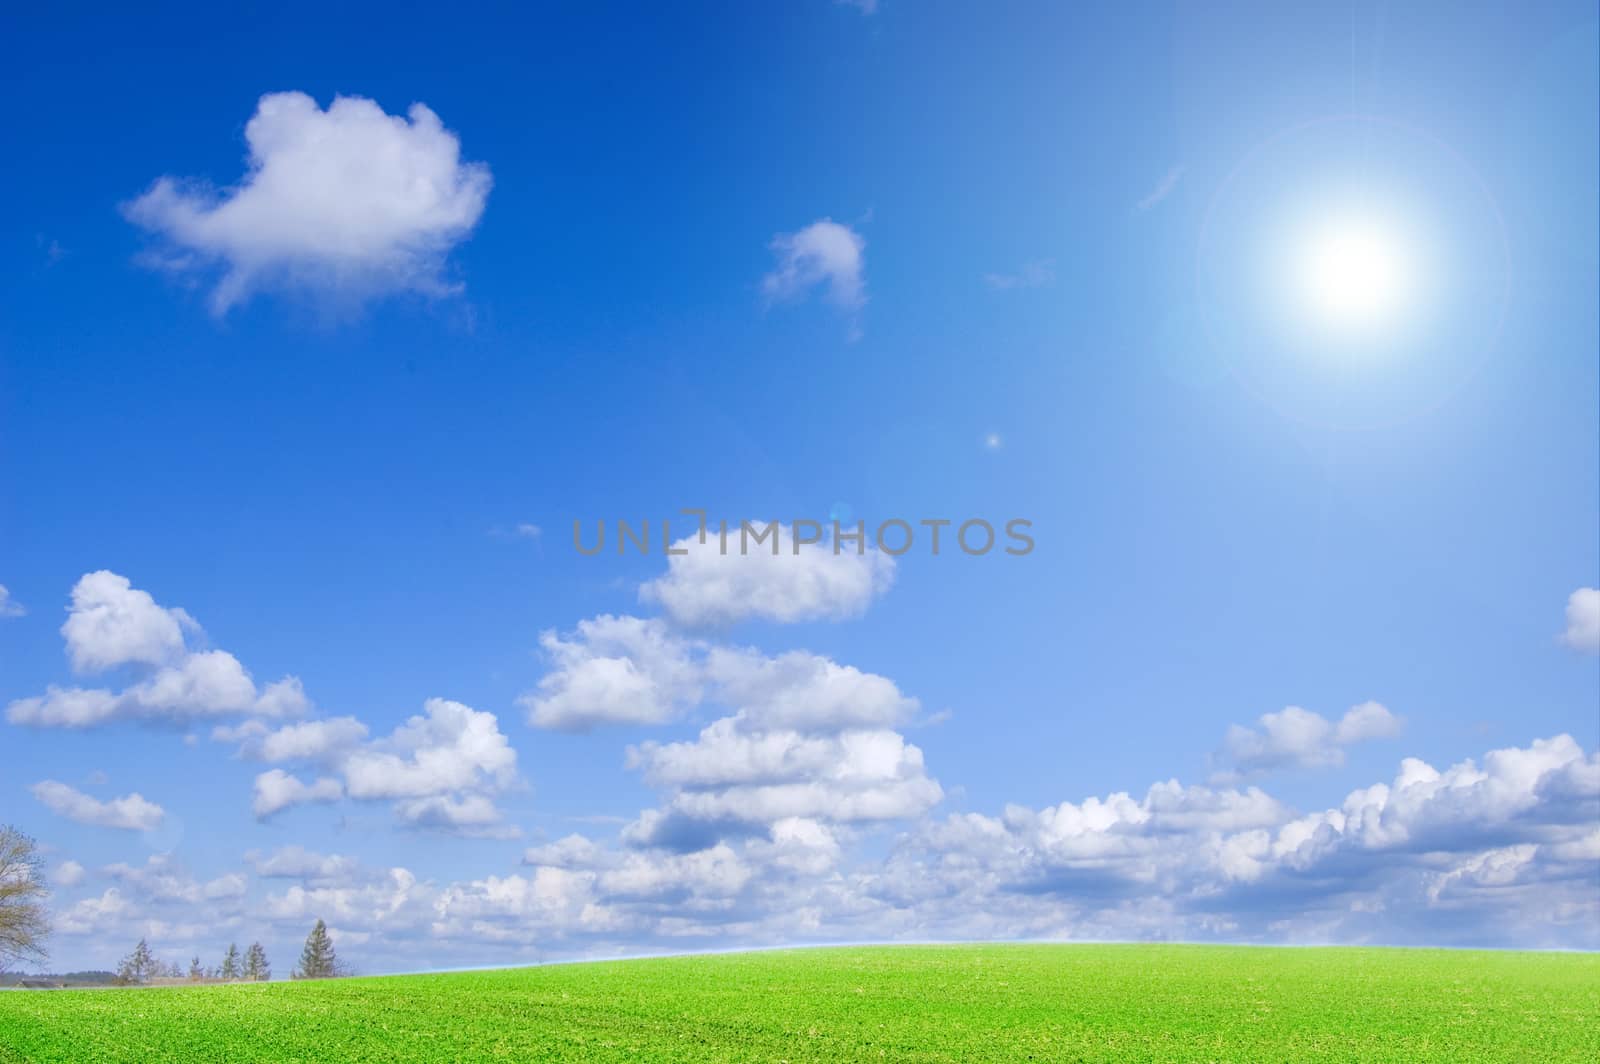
116, 920, 345, 984
2, 824, 350, 985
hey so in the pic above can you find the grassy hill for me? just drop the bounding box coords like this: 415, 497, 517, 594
1, 943, 1595, 1062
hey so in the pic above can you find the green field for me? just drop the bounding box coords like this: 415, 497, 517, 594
1, 944, 1596, 1062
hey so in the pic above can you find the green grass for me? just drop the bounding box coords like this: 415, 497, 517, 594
1, 944, 1596, 1062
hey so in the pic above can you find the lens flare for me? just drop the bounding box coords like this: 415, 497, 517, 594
1298, 216, 1411, 330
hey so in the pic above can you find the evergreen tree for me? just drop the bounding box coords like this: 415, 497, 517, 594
244, 941, 270, 981
292, 919, 337, 979
115, 938, 155, 985
220, 942, 240, 981
189, 956, 203, 981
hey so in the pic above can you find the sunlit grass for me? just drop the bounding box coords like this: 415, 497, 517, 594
2, 943, 1596, 1062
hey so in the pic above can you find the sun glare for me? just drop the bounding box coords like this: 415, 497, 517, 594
1298, 216, 1411, 331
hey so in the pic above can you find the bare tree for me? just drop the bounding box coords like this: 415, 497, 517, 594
0, 826, 49, 973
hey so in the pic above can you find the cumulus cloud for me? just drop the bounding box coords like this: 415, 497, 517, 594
222, 716, 369, 764
520, 615, 704, 731
7, 572, 309, 728
124, 91, 491, 314
39, 734, 1596, 975
252, 699, 518, 835
639, 524, 895, 627
630, 723, 942, 831
53, 860, 86, 887
60, 570, 193, 672
706, 647, 918, 732
251, 770, 343, 819
421, 733, 1599, 960
1560, 587, 1599, 654
1212, 702, 1401, 780
617, 642, 937, 847
105, 855, 247, 904
0, 584, 24, 618
31, 780, 166, 831
246, 846, 362, 884
761, 219, 865, 335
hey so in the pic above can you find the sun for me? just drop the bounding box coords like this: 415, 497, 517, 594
1297, 215, 1412, 330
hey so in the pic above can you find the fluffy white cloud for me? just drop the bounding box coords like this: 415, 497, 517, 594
425, 733, 1597, 960
621, 649, 938, 846
861, 734, 1600, 949
706, 648, 917, 731
1560, 587, 1600, 654
31, 780, 165, 831
7, 572, 309, 728
60, 570, 192, 672
522, 613, 915, 737
1213, 702, 1401, 780
252, 699, 518, 835
761, 218, 866, 322
342, 699, 516, 800
632, 723, 936, 812
520, 615, 703, 731
53, 860, 86, 887
519, 595, 937, 845
125, 91, 491, 313
105, 855, 248, 904
246, 846, 362, 885
251, 770, 342, 818
35, 735, 1594, 976
225, 716, 369, 763
640, 524, 895, 627
0, 584, 24, 618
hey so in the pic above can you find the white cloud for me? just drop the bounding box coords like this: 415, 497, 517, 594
251, 770, 343, 818
640, 523, 895, 627
125, 91, 491, 314
1213, 702, 1401, 780
520, 615, 704, 731
234, 716, 370, 763
252, 699, 518, 835
622, 647, 939, 843
761, 219, 866, 327
984, 259, 1055, 290
1560, 587, 1600, 654
0, 584, 24, 618
53, 860, 86, 887
31, 780, 165, 831
246, 846, 362, 885
864, 734, 1599, 948
39, 732, 1600, 974
7, 572, 309, 728
105, 855, 247, 904
707, 648, 918, 732
394, 795, 519, 839
60, 570, 192, 672
1135, 164, 1185, 212
440, 733, 1597, 958
836, 0, 879, 14
343, 699, 516, 800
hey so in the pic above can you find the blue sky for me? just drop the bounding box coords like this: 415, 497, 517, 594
2, 1, 1597, 974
